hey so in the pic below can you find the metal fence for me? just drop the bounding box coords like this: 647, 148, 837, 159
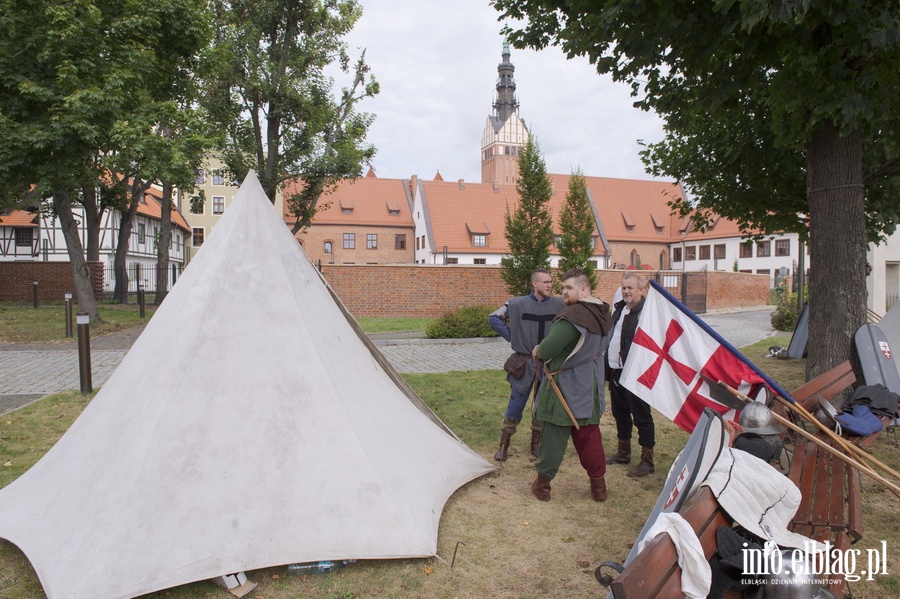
104, 263, 182, 295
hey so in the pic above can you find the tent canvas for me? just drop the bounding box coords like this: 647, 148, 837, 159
0, 171, 494, 599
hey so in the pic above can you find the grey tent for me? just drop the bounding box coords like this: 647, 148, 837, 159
0, 172, 494, 599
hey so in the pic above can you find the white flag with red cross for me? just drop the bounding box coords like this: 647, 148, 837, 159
619, 280, 793, 432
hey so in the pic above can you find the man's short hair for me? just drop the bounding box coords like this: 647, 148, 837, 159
530, 268, 551, 281
623, 272, 644, 288
561, 268, 591, 289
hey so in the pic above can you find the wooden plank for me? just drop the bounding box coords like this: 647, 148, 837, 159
791, 361, 855, 405
611, 488, 730, 599
847, 467, 863, 542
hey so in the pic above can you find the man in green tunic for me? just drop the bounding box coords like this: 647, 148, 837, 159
530, 269, 612, 502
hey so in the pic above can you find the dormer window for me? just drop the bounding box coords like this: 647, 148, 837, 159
466, 223, 490, 248
386, 200, 401, 215
621, 211, 636, 233
340, 199, 354, 214
651, 213, 665, 234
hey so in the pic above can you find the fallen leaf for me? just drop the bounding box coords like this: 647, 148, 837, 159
522, 520, 529, 526
4, 462, 11, 467
424, 564, 433, 574
576, 560, 590, 568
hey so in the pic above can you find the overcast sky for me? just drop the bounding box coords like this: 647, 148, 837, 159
341, 0, 669, 183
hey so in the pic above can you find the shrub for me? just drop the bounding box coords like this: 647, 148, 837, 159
425, 305, 499, 339
771, 292, 800, 331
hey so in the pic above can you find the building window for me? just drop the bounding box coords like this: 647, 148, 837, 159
212, 196, 225, 215
192, 227, 204, 246
739, 241, 753, 258
395, 234, 406, 250
446, 257, 458, 264
212, 170, 225, 185
699, 245, 710, 260
673, 247, 682, 262
685, 246, 696, 261
757, 269, 771, 275
775, 239, 790, 256
474, 258, 486, 265
138, 223, 146, 243
472, 234, 487, 247
714, 244, 726, 259
757, 241, 771, 257
415, 236, 420, 250
343, 233, 356, 249
15, 228, 33, 247
324, 241, 333, 254
195, 168, 205, 185
367, 233, 378, 249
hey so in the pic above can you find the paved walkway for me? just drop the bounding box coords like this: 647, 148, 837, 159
0, 306, 777, 414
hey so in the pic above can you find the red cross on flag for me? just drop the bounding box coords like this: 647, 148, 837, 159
620, 280, 793, 432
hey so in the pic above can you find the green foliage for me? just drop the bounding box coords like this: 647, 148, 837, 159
493, 0, 900, 374
556, 168, 596, 288
500, 135, 554, 296
771, 292, 800, 332
201, 0, 380, 232
424, 306, 498, 339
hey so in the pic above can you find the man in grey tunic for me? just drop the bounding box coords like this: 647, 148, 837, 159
488, 269, 565, 461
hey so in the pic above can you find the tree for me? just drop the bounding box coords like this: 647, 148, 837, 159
493, 0, 900, 379
501, 135, 555, 296
557, 168, 596, 288
203, 0, 379, 233
0, 0, 211, 319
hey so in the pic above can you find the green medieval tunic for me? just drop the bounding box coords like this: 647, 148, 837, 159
535, 297, 612, 427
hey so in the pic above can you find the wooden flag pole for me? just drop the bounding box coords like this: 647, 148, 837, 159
774, 395, 900, 484
718, 382, 900, 498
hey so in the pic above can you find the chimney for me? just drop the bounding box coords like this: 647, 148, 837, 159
458, 179, 465, 190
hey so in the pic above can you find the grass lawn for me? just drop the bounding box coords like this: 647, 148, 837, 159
0, 303, 429, 343
1, 337, 898, 598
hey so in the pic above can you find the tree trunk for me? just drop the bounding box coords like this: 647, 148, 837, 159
113, 181, 145, 303
52, 190, 102, 323
81, 183, 102, 263
805, 122, 867, 380
154, 181, 173, 306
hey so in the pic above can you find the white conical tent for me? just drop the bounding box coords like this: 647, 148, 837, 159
0, 171, 494, 599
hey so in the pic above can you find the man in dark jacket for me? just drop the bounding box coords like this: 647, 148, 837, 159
606, 272, 655, 477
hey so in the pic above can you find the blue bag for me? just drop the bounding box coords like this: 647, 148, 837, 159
835, 404, 884, 437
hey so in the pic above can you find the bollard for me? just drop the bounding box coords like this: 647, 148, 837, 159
33, 281, 39, 308
64, 293, 73, 338
76, 313, 93, 394
138, 287, 145, 318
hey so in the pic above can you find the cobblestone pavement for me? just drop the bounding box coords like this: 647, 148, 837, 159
0, 306, 777, 414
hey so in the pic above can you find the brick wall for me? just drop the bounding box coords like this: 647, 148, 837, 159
0, 262, 104, 302
705, 271, 770, 309
319, 264, 769, 318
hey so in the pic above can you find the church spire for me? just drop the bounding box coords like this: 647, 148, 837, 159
493, 40, 518, 123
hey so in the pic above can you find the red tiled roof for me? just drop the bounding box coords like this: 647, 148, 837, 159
421, 174, 686, 254
0, 210, 38, 227
141, 189, 191, 232
284, 177, 414, 227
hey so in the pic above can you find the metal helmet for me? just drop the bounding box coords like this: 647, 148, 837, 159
739, 400, 785, 435
813, 396, 839, 430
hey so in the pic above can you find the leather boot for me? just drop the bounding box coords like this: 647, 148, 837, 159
627, 447, 655, 477
494, 432, 512, 461
606, 438, 631, 465
531, 473, 552, 501
529, 430, 542, 459
589, 476, 608, 502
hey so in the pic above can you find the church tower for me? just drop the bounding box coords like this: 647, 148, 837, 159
481, 41, 529, 186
